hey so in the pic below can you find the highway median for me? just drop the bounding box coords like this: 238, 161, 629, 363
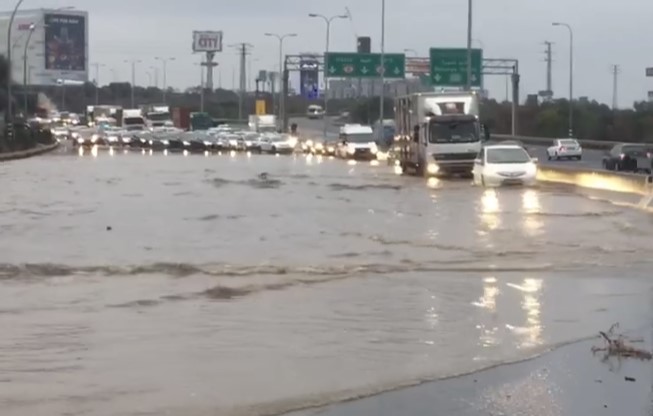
537, 163, 653, 195
0, 141, 60, 162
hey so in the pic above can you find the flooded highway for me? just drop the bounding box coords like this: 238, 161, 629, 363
1, 149, 652, 416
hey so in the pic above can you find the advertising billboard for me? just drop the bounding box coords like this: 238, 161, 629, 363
43, 13, 86, 71
193, 31, 223, 52
300, 57, 319, 99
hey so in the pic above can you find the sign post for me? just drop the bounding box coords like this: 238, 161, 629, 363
429, 48, 483, 88
324, 52, 405, 78
193, 30, 223, 91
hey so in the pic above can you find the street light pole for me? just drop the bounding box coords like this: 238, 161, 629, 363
124, 59, 141, 108
155, 57, 175, 103
553, 22, 573, 136
309, 12, 347, 137
22, 23, 35, 115
265, 32, 297, 121
378, 0, 386, 143
6, 0, 25, 123
91, 62, 105, 105
466, 0, 473, 90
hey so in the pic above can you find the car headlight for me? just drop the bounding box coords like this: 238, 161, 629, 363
76, 138, 84, 144
162, 140, 169, 145
108, 136, 118, 142
91, 134, 98, 143
370, 143, 378, 154
286, 136, 298, 147
122, 137, 131, 143
315, 143, 324, 150
71, 132, 79, 139
183, 141, 191, 146
347, 145, 356, 154
149, 140, 154, 145
327, 145, 335, 152
427, 163, 439, 174
204, 141, 211, 146
245, 141, 252, 146
306, 139, 314, 147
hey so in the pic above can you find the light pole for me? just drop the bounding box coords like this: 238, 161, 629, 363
553, 22, 573, 137
22, 23, 36, 114
91, 62, 105, 105
378, 0, 386, 143
194, 61, 205, 112
124, 59, 141, 108
309, 12, 348, 137
6, 0, 25, 123
155, 57, 175, 103
403, 48, 418, 57
265, 32, 297, 120
466, 0, 473, 90
150, 66, 159, 88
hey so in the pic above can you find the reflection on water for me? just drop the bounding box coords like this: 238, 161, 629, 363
507, 278, 543, 348
475, 276, 501, 348
480, 188, 501, 232
522, 190, 544, 235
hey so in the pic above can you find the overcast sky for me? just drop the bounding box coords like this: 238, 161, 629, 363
27, 0, 653, 106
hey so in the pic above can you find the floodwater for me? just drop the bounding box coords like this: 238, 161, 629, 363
1, 148, 652, 416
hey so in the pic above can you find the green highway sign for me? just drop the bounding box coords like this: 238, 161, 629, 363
325, 52, 405, 79
429, 48, 483, 87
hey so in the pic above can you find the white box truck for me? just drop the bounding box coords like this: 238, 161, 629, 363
394, 91, 488, 176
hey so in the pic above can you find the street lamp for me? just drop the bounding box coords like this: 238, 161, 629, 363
379, 0, 386, 143
265, 32, 297, 120
91, 62, 106, 105
22, 23, 36, 114
403, 48, 418, 57
308, 12, 348, 137
552, 22, 574, 137
124, 59, 141, 108
155, 57, 175, 103
6, 0, 25, 123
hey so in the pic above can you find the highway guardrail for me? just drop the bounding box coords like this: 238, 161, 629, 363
0, 141, 60, 162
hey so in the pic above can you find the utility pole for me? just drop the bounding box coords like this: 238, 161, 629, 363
465, 0, 473, 90
611, 64, 621, 109
155, 57, 175, 103
542, 41, 553, 101
230, 43, 253, 120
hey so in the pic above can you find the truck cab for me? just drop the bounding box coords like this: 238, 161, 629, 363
122, 109, 147, 131
395, 92, 485, 176
335, 124, 378, 160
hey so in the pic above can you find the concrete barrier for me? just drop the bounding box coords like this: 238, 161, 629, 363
493, 134, 622, 150
0, 141, 60, 162
537, 164, 653, 195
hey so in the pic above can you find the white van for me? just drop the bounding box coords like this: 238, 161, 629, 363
335, 124, 378, 160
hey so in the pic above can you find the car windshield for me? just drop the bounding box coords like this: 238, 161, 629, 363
487, 147, 531, 163
429, 121, 479, 143
560, 139, 578, 146
147, 112, 171, 121
622, 145, 649, 155
344, 132, 374, 143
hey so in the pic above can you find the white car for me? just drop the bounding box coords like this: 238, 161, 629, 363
473, 144, 538, 187
259, 134, 295, 154
547, 138, 582, 160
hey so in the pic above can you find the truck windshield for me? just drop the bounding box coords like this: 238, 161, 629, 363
429, 121, 479, 143
124, 117, 145, 126
147, 112, 171, 121
345, 133, 374, 143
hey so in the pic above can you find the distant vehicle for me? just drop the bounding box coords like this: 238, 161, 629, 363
473, 143, 538, 187
249, 115, 278, 133
335, 124, 378, 160
547, 138, 582, 160
307, 104, 325, 119
602, 144, 653, 173
122, 109, 147, 131
259, 134, 295, 154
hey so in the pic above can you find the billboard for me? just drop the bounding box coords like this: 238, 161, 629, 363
43, 13, 86, 71
300, 57, 319, 99
193, 31, 223, 52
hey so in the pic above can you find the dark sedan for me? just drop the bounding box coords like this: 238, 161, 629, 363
602, 144, 653, 173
